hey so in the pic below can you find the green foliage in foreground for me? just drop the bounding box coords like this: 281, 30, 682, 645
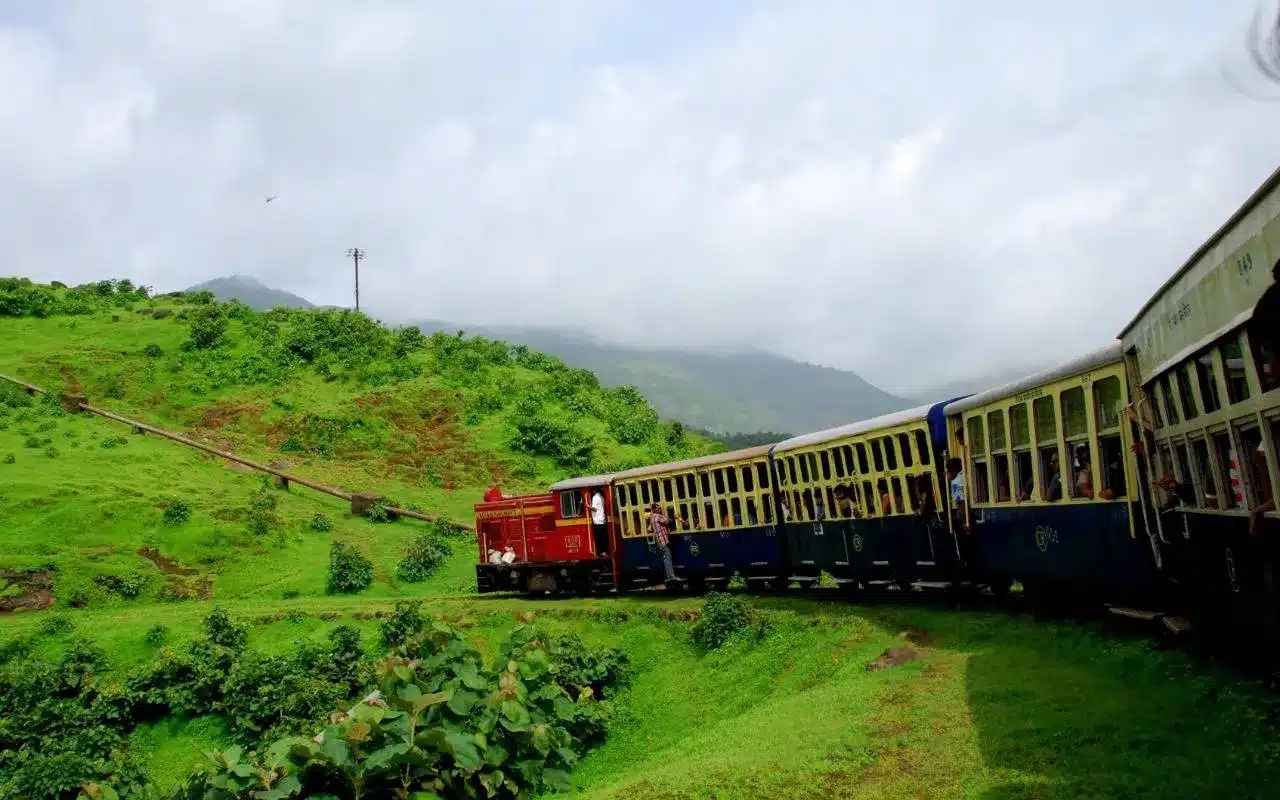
0, 605, 628, 799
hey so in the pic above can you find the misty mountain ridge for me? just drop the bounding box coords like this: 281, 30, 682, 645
184, 275, 316, 310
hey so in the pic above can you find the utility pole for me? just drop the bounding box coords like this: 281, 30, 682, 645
346, 248, 365, 311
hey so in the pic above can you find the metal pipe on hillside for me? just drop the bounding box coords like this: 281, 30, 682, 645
0, 372, 473, 532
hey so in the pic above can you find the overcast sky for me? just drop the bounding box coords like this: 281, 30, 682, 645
1, 1, 1277, 394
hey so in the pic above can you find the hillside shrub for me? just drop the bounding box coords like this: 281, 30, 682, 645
247, 481, 280, 535
203, 606, 247, 650
508, 405, 596, 471
380, 600, 426, 648
179, 621, 620, 800
185, 305, 229, 350
143, 342, 163, 359
364, 502, 393, 523
309, 513, 334, 532
326, 542, 373, 594
2, 454, 12, 464
691, 592, 765, 650
43, 445, 58, 459
144, 624, 168, 646
163, 498, 192, 525
396, 531, 453, 583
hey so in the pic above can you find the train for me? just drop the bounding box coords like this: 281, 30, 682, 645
473, 165, 1280, 661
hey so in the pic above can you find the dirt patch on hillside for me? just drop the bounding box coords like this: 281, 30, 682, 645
138, 547, 198, 576
196, 403, 262, 431
0, 570, 55, 613
899, 626, 935, 646
59, 365, 83, 394
866, 646, 921, 672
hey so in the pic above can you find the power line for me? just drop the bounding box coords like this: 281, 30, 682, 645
346, 248, 365, 311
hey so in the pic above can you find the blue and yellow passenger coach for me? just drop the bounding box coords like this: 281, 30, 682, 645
609, 445, 782, 591
943, 346, 1157, 601
769, 401, 960, 591
1117, 166, 1280, 645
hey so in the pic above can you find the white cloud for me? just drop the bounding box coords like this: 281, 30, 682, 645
0, 0, 1276, 394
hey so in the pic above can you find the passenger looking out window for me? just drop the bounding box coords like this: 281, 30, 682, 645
1044, 451, 1063, 501
946, 458, 965, 531
878, 480, 892, 516
833, 485, 859, 519
1250, 438, 1274, 536
1073, 447, 1094, 499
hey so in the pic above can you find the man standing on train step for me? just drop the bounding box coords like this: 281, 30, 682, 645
590, 489, 608, 556
647, 502, 678, 587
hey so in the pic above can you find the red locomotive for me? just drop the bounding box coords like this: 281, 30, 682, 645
474, 476, 618, 594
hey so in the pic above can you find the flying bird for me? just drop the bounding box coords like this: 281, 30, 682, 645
265, 195, 279, 203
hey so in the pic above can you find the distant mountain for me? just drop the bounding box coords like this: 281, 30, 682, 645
184, 275, 315, 310
409, 320, 913, 435
909, 362, 1050, 405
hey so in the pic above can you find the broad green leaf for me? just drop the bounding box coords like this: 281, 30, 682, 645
399, 683, 423, 704
321, 735, 351, 767
543, 767, 574, 792
408, 793, 444, 800
416, 691, 449, 712
445, 730, 484, 772
447, 689, 479, 716
553, 697, 578, 722
455, 660, 488, 690
500, 700, 531, 726
393, 664, 414, 682
483, 743, 508, 767
363, 741, 410, 771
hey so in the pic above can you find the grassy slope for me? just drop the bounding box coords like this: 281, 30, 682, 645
0, 295, 718, 608
2, 595, 1274, 798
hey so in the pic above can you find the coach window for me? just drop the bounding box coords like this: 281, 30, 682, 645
663, 479, 674, 503
890, 477, 906, 513
719, 498, 732, 526
742, 465, 754, 493
699, 472, 712, 498
1032, 395, 1060, 500
560, 490, 583, 518
1060, 387, 1091, 498
630, 510, 641, 536
786, 457, 798, 485
1193, 353, 1223, 415
704, 500, 717, 527
1175, 368, 1200, 420
1159, 377, 1181, 425
832, 448, 846, 479
756, 461, 771, 490
855, 444, 870, 473
842, 445, 856, 475
675, 475, 687, 501
1009, 403, 1033, 500
825, 487, 838, 519
628, 484, 638, 507
1223, 336, 1252, 404
795, 455, 808, 483
762, 494, 774, 524
861, 480, 876, 515
820, 450, 832, 480
896, 433, 914, 468
726, 467, 739, 493
714, 470, 727, 495
1209, 431, 1239, 509
914, 430, 931, 466
986, 410, 1010, 502
1093, 377, 1126, 497
806, 453, 820, 482
883, 438, 899, 470
729, 497, 743, 526
745, 496, 759, 525
967, 416, 991, 504
1190, 437, 1219, 507
640, 482, 651, 505
1251, 331, 1277, 393
871, 440, 885, 471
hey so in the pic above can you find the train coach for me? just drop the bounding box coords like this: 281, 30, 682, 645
943, 344, 1160, 607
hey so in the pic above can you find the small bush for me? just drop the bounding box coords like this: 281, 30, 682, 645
144, 624, 168, 645
380, 600, 426, 648
38, 613, 75, 637
99, 435, 129, 449
203, 606, 247, 650
23, 435, 40, 449
691, 592, 761, 650
308, 513, 333, 532
395, 532, 452, 583
281, 589, 300, 600
43, 445, 58, 459
364, 502, 393, 523
2, 454, 13, 464
246, 482, 280, 536
185, 305, 229, 350
326, 542, 373, 594
143, 342, 163, 358
163, 498, 192, 525
278, 434, 304, 453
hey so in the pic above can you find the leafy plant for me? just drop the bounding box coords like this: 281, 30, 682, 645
380, 600, 426, 649
247, 481, 281, 535
203, 606, 247, 650
395, 532, 452, 583
38, 612, 75, 637
163, 498, 192, 525
690, 592, 766, 650
143, 342, 163, 359
2, 453, 12, 464
185, 305, 229, 350
144, 624, 168, 646
326, 542, 373, 594
309, 513, 334, 532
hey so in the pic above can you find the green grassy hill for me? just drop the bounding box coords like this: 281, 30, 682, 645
0, 278, 719, 614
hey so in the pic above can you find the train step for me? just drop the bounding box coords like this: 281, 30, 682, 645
1106, 606, 1164, 621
